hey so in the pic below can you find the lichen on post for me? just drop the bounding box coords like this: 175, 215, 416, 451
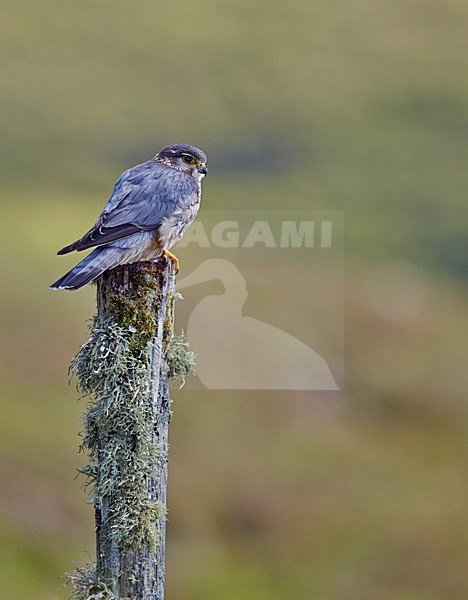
66, 260, 195, 600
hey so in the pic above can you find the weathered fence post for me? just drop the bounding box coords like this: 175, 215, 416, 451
67, 259, 194, 599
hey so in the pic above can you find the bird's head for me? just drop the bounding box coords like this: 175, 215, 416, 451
156, 144, 208, 181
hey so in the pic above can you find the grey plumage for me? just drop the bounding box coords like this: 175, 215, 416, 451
51, 144, 207, 290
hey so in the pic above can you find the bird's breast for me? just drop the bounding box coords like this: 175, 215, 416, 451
158, 196, 201, 249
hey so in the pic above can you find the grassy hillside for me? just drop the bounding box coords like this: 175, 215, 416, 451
0, 1, 467, 598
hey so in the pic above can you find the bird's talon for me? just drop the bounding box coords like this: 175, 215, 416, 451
162, 249, 180, 273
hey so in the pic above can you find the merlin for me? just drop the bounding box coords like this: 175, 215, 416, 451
51, 144, 207, 290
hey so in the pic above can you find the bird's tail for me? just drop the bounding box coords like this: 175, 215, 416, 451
50, 247, 122, 290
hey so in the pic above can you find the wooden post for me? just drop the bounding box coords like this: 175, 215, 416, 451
67, 259, 194, 599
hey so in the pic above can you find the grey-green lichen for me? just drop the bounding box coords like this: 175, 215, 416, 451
71, 316, 167, 551
163, 290, 196, 387
65, 562, 118, 600
165, 333, 196, 386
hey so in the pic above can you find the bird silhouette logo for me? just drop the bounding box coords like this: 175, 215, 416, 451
177, 259, 338, 390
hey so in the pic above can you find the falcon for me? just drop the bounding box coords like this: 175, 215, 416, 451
50, 144, 207, 290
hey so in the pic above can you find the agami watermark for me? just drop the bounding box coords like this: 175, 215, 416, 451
178, 219, 334, 248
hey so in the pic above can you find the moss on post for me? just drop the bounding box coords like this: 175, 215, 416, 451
66, 261, 195, 600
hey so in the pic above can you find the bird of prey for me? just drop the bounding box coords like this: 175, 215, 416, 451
50, 144, 207, 290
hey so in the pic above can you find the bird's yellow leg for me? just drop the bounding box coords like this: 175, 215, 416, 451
162, 249, 180, 273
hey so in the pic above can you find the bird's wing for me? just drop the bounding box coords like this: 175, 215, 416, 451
58, 161, 198, 254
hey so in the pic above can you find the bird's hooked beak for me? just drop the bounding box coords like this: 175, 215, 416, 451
197, 163, 208, 175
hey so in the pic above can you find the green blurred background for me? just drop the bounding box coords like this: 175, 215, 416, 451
1, 1, 467, 598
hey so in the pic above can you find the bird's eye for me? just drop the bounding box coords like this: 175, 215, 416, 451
183, 155, 194, 164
